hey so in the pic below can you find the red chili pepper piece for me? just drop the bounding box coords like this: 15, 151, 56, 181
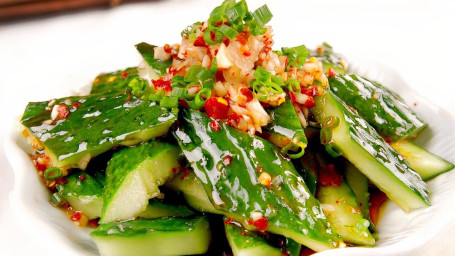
327, 68, 337, 78
71, 212, 81, 221
180, 168, 190, 180
288, 91, 296, 103
302, 96, 315, 108
223, 38, 230, 47
152, 77, 172, 92
163, 44, 172, 54
121, 72, 128, 79
242, 51, 251, 57
193, 36, 207, 47
236, 31, 250, 45
72, 102, 81, 109
224, 218, 233, 224
209, 120, 221, 132
57, 104, 69, 119
319, 164, 341, 187
369, 191, 388, 226
223, 155, 232, 166
215, 69, 225, 82
301, 86, 319, 97
240, 88, 253, 102
79, 175, 86, 181
253, 217, 268, 231
205, 97, 229, 119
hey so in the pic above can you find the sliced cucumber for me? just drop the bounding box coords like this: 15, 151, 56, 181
101, 141, 180, 223
166, 170, 221, 214
91, 216, 211, 256
55, 170, 103, 219
317, 182, 375, 246
225, 218, 301, 256
311, 91, 429, 212
390, 140, 454, 181
138, 199, 194, 219
344, 161, 375, 233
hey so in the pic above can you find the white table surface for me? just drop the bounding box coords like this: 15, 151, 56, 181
1, 0, 455, 255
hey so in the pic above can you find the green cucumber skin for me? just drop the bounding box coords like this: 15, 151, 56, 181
91, 216, 211, 256
90, 67, 139, 94
317, 181, 375, 246
265, 100, 307, 152
101, 141, 180, 223
391, 140, 455, 181
56, 170, 103, 219
173, 109, 341, 252
138, 199, 194, 219
311, 91, 429, 212
329, 74, 427, 142
135, 42, 172, 76
21, 92, 178, 169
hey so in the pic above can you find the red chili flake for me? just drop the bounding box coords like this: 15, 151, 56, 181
335, 200, 339, 204
319, 164, 342, 187
204, 97, 229, 119
256, 167, 263, 173
171, 168, 178, 174
209, 120, 221, 132
121, 72, 128, 79
163, 44, 172, 54
382, 136, 392, 144
224, 218, 233, 224
240, 232, 247, 236
236, 31, 250, 45
210, 30, 217, 42
184, 35, 189, 40
359, 202, 363, 207
253, 217, 269, 231
288, 91, 296, 103
57, 104, 69, 119
79, 175, 86, 181
301, 86, 318, 97
240, 88, 254, 102
223, 38, 230, 47
193, 36, 207, 47
215, 69, 225, 82
168, 65, 179, 76
327, 68, 337, 78
179, 98, 191, 109
369, 191, 388, 226
227, 113, 241, 126
215, 20, 223, 27
152, 77, 172, 92
55, 177, 68, 185
71, 212, 81, 221
125, 97, 131, 103
414, 102, 418, 107
88, 219, 100, 228
180, 168, 190, 180
72, 102, 81, 108
242, 51, 251, 57
247, 219, 254, 225
302, 96, 315, 108
223, 155, 232, 166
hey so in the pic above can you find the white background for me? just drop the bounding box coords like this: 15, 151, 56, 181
1, 0, 455, 255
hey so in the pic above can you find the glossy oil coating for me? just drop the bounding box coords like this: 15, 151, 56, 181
173, 109, 341, 252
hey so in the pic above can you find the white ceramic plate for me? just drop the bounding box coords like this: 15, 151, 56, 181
5, 59, 455, 256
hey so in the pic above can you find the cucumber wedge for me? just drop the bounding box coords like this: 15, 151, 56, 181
311, 91, 429, 212
55, 170, 103, 219
137, 199, 194, 219
173, 109, 342, 252
21, 92, 178, 170
101, 141, 180, 223
264, 100, 307, 158
91, 216, 211, 256
328, 74, 427, 142
390, 140, 454, 181
225, 218, 301, 256
166, 170, 221, 214
344, 161, 376, 233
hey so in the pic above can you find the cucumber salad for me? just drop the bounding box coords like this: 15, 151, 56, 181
19, 1, 454, 255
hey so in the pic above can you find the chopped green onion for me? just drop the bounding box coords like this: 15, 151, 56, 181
252, 4, 273, 26
225, 0, 248, 25
44, 167, 63, 180
50, 192, 66, 207
325, 144, 343, 158
286, 78, 301, 93
171, 75, 186, 88
171, 87, 188, 98
281, 142, 305, 159
187, 88, 211, 109
204, 27, 224, 45
219, 24, 238, 39
185, 66, 213, 83
282, 45, 309, 70
160, 96, 179, 108
149, 92, 164, 102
